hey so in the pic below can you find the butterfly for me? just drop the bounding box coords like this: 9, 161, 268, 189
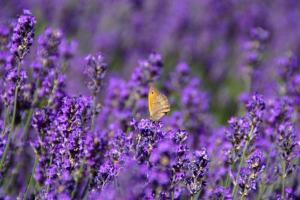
148, 85, 170, 121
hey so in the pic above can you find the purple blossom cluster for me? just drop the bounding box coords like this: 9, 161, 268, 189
0, 4, 300, 200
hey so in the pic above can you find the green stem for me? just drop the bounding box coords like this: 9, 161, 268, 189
256, 157, 269, 200
91, 95, 97, 130
61, 60, 67, 74
8, 108, 36, 188
232, 125, 254, 200
256, 183, 265, 200
171, 192, 174, 200
47, 76, 59, 107
1, 107, 9, 135
232, 141, 250, 199
20, 109, 34, 141
71, 159, 86, 198
23, 156, 38, 200
224, 173, 230, 187
22, 79, 39, 141
221, 174, 231, 200
46, 156, 53, 193
244, 65, 253, 93
33, 179, 39, 194
241, 194, 246, 200
81, 176, 91, 200
7, 79, 40, 195
281, 160, 286, 199
0, 61, 21, 169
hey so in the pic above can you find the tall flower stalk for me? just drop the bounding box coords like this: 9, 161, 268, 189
0, 10, 36, 169
242, 27, 269, 93
71, 53, 108, 198
85, 53, 108, 129
22, 27, 64, 198
226, 94, 265, 199
264, 97, 297, 199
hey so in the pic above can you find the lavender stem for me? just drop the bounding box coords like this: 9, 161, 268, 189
0, 61, 21, 169
232, 125, 254, 200
1, 107, 9, 135
281, 160, 286, 199
23, 155, 38, 200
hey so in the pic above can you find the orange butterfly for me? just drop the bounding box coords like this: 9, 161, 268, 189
148, 85, 170, 121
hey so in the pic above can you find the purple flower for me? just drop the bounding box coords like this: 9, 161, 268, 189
181, 78, 209, 113
170, 62, 191, 90
205, 186, 232, 200
274, 188, 297, 200
83, 133, 112, 188
1, 67, 31, 108
129, 53, 163, 86
226, 94, 265, 163
96, 159, 148, 200
277, 52, 298, 83
148, 139, 177, 187
131, 119, 164, 164
36, 28, 62, 71
226, 117, 250, 164
32, 95, 92, 195
250, 27, 270, 43
168, 64, 212, 149
33, 27, 66, 105
85, 53, 108, 96
264, 97, 297, 177
98, 77, 130, 130
83, 133, 106, 170
59, 39, 77, 61
245, 93, 265, 124
264, 97, 293, 127
277, 123, 296, 172
9, 10, 36, 61
277, 52, 300, 108
184, 149, 209, 195
238, 150, 265, 197
87, 130, 131, 190
242, 27, 270, 93
225, 94, 266, 199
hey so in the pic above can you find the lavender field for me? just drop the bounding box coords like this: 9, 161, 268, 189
0, 1, 300, 199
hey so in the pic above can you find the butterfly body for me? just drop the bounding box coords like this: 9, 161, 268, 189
148, 85, 170, 121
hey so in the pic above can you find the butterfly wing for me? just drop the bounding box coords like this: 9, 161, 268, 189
148, 86, 170, 121
148, 86, 157, 118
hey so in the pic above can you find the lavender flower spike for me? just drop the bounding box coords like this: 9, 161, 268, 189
239, 150, 265, 198
0, 9, 36, 171
85, 53, 108, 96
10, 9, 36, 61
